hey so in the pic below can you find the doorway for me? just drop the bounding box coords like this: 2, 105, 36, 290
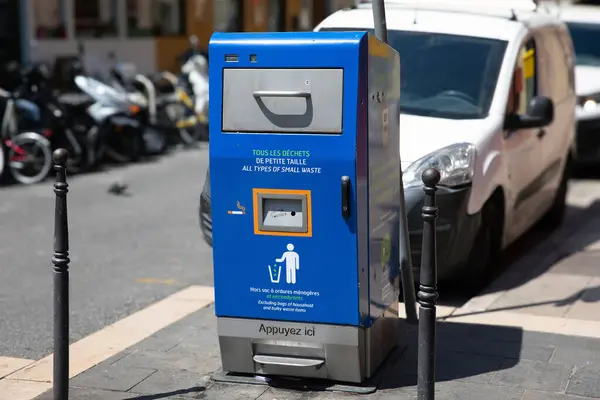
0, 0, 21, 64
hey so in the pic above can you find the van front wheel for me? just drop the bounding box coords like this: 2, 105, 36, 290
461, 198, 502, 296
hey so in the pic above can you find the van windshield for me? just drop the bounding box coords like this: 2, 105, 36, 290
565, 22, 600, 67
319, 28, 508, 120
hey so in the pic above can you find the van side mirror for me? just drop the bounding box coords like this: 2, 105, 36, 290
505, 96, 554, 130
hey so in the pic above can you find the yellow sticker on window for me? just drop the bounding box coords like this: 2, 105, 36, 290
523, 49, 535, 79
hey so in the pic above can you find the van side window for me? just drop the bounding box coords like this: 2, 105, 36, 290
508, 39, 537, 116
507, 68, 521, 115
521, 39, 537, 114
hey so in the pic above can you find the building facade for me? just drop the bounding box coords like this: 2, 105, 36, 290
21, 0, 356, 73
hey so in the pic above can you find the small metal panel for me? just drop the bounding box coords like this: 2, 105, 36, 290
217, 317, 365, 382
252, 188, 312, 237
365, 307, 400, 378
222, 68, 344, 133
366, 33, 401, 319
258, 193, 308, 233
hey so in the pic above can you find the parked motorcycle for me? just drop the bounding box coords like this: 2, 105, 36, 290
109, 62, 193, 150
16, 63, 106, 174
74, 75, 147, 163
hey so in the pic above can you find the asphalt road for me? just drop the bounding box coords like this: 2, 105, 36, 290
0, 145, 211, 359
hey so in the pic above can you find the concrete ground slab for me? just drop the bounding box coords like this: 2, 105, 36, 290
0, 357, 34, 379
487, 273, 593, 317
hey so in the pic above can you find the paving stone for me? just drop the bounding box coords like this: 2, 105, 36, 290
112, 349, 220, 375
566, 364, 600, 398
167, 338, 220, 356
438, 337, 554, 362
520, 332, 600, 350
564, 279, 600, 321
438, 353, 506, 384
385, 346, 508, 386
522, 389, 598, 400
69, 363, 157, 392
299, 390, 372, 399
552, 345, 600, 366
255, 388, 306, 400
35, 387, 134, 400
200, 382, 268, 399
432, 380, 524, 400
378, 377, 524, 400
491, 359, 572, 392
128, 370, 210, 398
548, 252, 600, 277
489, 273, 592, 317
434, 321, 525, 345
93, 349, 137, 369
129, 307, 217, 349
130, 334, 184, 352
362, 389, 417, 400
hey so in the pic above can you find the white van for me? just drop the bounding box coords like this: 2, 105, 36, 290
315, 0, 577, 292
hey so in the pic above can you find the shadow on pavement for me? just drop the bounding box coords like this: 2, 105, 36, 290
125, 386, 206, 399
377, 320, 521, 392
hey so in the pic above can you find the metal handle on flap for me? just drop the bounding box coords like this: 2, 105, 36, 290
253, 90, 311, 98
341, 176, 351, 219
253, 355, 325, 368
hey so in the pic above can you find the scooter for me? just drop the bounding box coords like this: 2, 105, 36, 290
108, 62, 169, 155
177, 52, 209, 142
74, 75, 147, 163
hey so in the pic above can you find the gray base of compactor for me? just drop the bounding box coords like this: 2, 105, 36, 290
215, 308, 400, 385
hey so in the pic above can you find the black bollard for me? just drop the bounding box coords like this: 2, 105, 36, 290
52, 148, 70, 400
417, 168, 440, 400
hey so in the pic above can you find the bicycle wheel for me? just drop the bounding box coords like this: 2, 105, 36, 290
6, 132, 53, 185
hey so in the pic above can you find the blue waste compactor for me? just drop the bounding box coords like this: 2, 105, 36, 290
209, 31, 403, 383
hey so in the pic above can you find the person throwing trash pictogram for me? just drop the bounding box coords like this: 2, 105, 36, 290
276, 244, 300, 284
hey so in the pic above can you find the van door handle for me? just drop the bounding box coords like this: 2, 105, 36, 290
341, 176, 351, 219
537, 129, 546, 139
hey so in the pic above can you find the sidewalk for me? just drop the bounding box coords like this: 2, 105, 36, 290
31, 302, 600, 400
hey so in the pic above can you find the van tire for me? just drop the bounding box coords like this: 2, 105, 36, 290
540, 155, 570, 231
461, 198, 502, 296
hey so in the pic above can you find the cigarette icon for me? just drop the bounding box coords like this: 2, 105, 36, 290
228, 201, 246, 215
